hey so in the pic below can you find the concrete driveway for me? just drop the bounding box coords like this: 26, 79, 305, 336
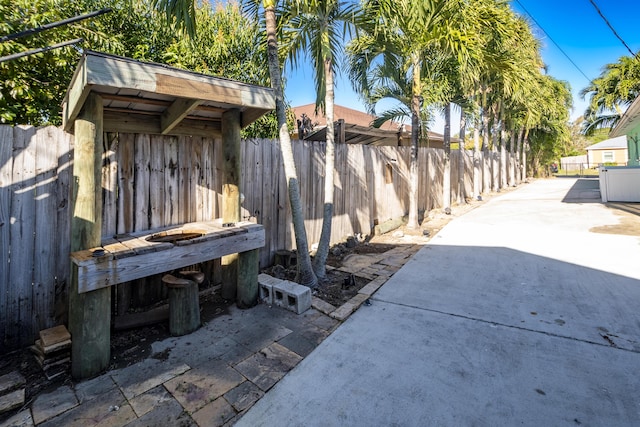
237, 178, 640, 426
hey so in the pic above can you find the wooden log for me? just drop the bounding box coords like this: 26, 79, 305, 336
237, 248, 259, 309
68, 92, 111, 380
221, 109, 241, 300
162, 275, 200, 336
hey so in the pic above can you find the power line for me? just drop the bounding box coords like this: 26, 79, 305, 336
588, 0, 635, 57
0, 8, 111, 43
0, 38, 83, 63
513, 0, 593, 84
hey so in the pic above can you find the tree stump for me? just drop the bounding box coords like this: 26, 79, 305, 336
162, 275, 200, 336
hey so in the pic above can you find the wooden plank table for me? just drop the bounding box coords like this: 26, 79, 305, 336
70, 220, 264, 293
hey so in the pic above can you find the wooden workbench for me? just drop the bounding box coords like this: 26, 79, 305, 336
70, 220, 264, 293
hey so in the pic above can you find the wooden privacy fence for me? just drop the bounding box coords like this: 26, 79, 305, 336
0, 125, 517, 351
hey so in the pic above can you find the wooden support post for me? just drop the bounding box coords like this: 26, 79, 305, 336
237, 249, 259, 308
221, 108, 241, 300
68, 92, 111, 379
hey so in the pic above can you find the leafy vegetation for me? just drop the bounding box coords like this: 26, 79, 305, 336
580, 55, 640, 135
0, 0, 278, 135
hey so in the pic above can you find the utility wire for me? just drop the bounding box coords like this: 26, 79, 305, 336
588, 0, 635, 57
0, 38, 83, 63
0, 8, 111, 43
513, 0, 593, 83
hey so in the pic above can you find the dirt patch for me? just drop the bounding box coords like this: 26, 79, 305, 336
109, 290, 232, 370
262, 240, 400, 308
313, 270, 370, 307
590, 203, 640, 236
0, 288, 233, 424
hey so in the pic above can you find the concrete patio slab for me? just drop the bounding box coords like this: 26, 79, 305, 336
30, 386, 77, 425
38, 388, 134, 427
128, 385, 176, 418
190, 397, 235, 427
164, 362, 244, 413
234, 343, 302, 392
110, 361, 190, 400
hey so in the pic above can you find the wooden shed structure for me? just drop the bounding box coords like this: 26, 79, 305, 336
62, 51, 275, 378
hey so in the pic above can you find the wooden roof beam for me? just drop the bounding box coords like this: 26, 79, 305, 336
161, 98, 202, 135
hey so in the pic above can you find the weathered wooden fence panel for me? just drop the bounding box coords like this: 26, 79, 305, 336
1, 126, 513, 351
1, 126, 72, 352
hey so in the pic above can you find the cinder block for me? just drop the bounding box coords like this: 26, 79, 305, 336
273, 280, 311, 314
259, 283, 273, 304
258, 274, 280, 305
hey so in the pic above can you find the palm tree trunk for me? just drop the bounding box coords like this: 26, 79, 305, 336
509, 130, 516, 186
312, 58, 335, 279
491, 108, 499, 192
407, 53, 421, 229
473, 116, 481, 200
442, 102, 451, 213
265, 4, 317, 288
522, 129, 530, 181
457, 110, 466, 205
500, 136, 507, 189
481, 103, 491, 194
516, 127, 524, 183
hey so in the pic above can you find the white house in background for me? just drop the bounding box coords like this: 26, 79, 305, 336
586, 135, 628, 167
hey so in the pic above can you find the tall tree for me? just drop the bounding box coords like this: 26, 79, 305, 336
348, 0, 466, 229
285, 0, 359, 279
157, 0, 318, 287
242, 0, 319, 287
580, 55, 640, 135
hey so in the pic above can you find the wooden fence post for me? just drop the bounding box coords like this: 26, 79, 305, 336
68, 93, 111, 379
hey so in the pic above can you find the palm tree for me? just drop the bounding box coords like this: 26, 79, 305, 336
580, 55, 640, 135
245, 0, 318, 287
468, 1, 543, 190
285, 0, 360, 279
154, 0, 318, 287
348, 0, 465, 229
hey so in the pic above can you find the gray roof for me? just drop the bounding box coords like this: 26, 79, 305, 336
586, 135, 627, 150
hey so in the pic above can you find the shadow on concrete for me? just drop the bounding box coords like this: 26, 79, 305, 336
607, 201, 640, 218
238, 243, 640, 426
561, 178, 601, 203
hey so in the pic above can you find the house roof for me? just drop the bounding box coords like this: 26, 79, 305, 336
292, 103, 404, 132
586, 135, 628, 150
291, 103, 451, 144
610, 96, 640, 138
62, 51, 275, 137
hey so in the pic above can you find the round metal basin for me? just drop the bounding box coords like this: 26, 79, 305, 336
146, 229, 205, 244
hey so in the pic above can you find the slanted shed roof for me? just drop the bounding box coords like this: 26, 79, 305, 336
62, 51, 275, 137
586, 135, 627, 150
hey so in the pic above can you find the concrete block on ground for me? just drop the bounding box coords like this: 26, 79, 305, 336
330, 302, 355, 321
311, 297, 337, 316
258, 274, 279, 305
272, 280, 311, 314
358, 279, 386, 296
348, 293, 369, 310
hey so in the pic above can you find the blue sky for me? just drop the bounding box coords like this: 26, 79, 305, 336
283, 0, 640, 133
